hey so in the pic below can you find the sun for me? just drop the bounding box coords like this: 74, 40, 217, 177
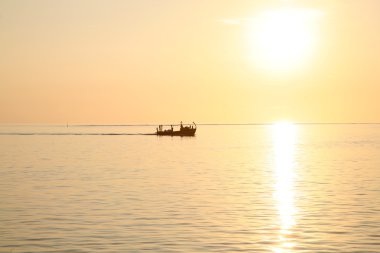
249, 7, 323, 72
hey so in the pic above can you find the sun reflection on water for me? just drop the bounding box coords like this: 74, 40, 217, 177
272, 122, 298, 253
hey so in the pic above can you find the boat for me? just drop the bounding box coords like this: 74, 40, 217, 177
156, 122, 196, 136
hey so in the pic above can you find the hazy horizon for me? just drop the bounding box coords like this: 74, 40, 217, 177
2, 122, 380, 127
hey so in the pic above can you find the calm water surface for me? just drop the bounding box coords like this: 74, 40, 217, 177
0, 124, 379, 252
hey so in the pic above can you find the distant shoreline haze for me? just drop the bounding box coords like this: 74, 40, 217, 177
1, 122, 380, 127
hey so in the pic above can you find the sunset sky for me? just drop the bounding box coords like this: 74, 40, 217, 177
1, 0, 379, 124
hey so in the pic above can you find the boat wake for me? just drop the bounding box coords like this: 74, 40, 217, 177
0, 133, 156, 136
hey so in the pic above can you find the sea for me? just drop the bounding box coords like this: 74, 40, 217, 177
0, 124, 379, 253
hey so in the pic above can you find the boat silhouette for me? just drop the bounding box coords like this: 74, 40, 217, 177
156, 122, 196, 136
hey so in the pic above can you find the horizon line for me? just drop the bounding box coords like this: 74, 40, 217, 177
1, 122, 380, 127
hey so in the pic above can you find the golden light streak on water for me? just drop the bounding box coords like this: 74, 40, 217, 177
272, 122, 298, 253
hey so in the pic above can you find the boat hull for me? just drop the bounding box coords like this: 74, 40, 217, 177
156, 128, 196, 136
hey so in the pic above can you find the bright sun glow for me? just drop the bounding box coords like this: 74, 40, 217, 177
249, 8, 323, 72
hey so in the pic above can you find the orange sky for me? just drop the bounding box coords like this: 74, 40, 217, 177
1, 0, 379, 124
